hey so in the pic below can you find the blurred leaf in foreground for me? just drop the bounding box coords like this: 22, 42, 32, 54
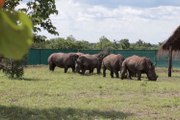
0, 10, 33, 59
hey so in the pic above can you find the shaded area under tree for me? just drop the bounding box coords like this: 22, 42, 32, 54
0, 105, 133, 120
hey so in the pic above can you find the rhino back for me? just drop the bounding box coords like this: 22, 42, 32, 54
85, 55, 98, 67
103, 54, 118, 67
125, 55, 146, 72
51, 53, 74, 68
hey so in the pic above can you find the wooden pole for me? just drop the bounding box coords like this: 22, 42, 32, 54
168, 46, 172, 77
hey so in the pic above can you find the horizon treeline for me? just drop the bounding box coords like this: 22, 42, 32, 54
32, 35, 161, 50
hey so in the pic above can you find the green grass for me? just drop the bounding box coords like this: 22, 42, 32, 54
0, 66, 180, 120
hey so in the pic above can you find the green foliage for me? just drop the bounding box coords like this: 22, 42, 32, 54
3, 59, 24, 78
1, 0, 58, 78
49, 37, 74, 49
31, 34, 49, 48
119, 39, 130, 49
0, 10, 33, 59
4, 0, 59, 42
112, 39, 130, 50
42, 36, 159, 50
0, 2, 33, 79
47, 36, 93, 50
26, 0, 58, 36
34, 34, 47, 43
130, 39, 159, 50
98, 36, 114, 50
3, 0, 22, 10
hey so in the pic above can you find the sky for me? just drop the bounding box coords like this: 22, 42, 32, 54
21, 0, 180, 44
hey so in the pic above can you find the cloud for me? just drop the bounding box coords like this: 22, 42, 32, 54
15, 1, 27, 9
77, 0, 180, 8
20, 0, 180, 44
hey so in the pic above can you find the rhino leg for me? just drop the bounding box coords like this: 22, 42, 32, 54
120, 67, 126, 80
64, 67, 68, 73
110, 70, 114, 78
81, 69, 86, 75
137, 71, 141, 80
103, 67, 106, 77
97, 66, 101, 74
115, 70, 119, 78
89, 68, 94, 73
127, 70, 132, 80
72, 67, 75, 72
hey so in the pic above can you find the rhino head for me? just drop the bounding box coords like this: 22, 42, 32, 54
146, 59, 158, 81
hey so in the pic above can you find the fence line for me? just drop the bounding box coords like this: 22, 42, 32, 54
27, 49, 180, 68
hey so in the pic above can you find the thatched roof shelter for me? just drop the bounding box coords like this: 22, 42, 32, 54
158, 25, 180, 77
160, 25, 180, 51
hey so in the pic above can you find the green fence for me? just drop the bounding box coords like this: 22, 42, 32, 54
27, 49, 180, 68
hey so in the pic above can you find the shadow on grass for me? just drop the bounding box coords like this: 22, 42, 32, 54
75, 72, 102, 76
21, 77, 49, 81
4, 77, 49, 81
0, 105, 133, 120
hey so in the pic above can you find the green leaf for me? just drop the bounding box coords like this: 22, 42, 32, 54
0, 10, 33, 59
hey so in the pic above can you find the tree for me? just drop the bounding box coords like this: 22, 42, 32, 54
26, 0, 59, 36
129, 39, 159, 50
4, 0, 59, 43
1, 1, 33, 78
98, 36, 114, 50
1, 0, 58, 78
74, 40, 91, 50
136, 39, 144, 46
48, 36, 93, 50
1, 5, 33, 59
31, 35, 49, 48
5, 0, 58, 46
119, 39, 130, 49
2, 0, 59, 52
3, 0, 21, 10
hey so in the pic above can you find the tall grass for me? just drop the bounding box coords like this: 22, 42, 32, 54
0, 66, 180, 120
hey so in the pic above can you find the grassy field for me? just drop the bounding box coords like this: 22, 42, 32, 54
0, 66, 180, 120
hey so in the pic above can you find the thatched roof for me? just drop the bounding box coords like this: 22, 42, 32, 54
158, 25, 180, 57
161, 25, 180, 51
157, 25, 180, 77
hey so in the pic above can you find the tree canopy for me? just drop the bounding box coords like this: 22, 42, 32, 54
0, 0, 59, 59
0, 1, 33, 59
4, 0, 58, 36
32, 35, 160, 50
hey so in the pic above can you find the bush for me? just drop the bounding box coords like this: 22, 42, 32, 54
3, 59, 24, 78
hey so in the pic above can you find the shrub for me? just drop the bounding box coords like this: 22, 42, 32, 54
3, 58, 24, 79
